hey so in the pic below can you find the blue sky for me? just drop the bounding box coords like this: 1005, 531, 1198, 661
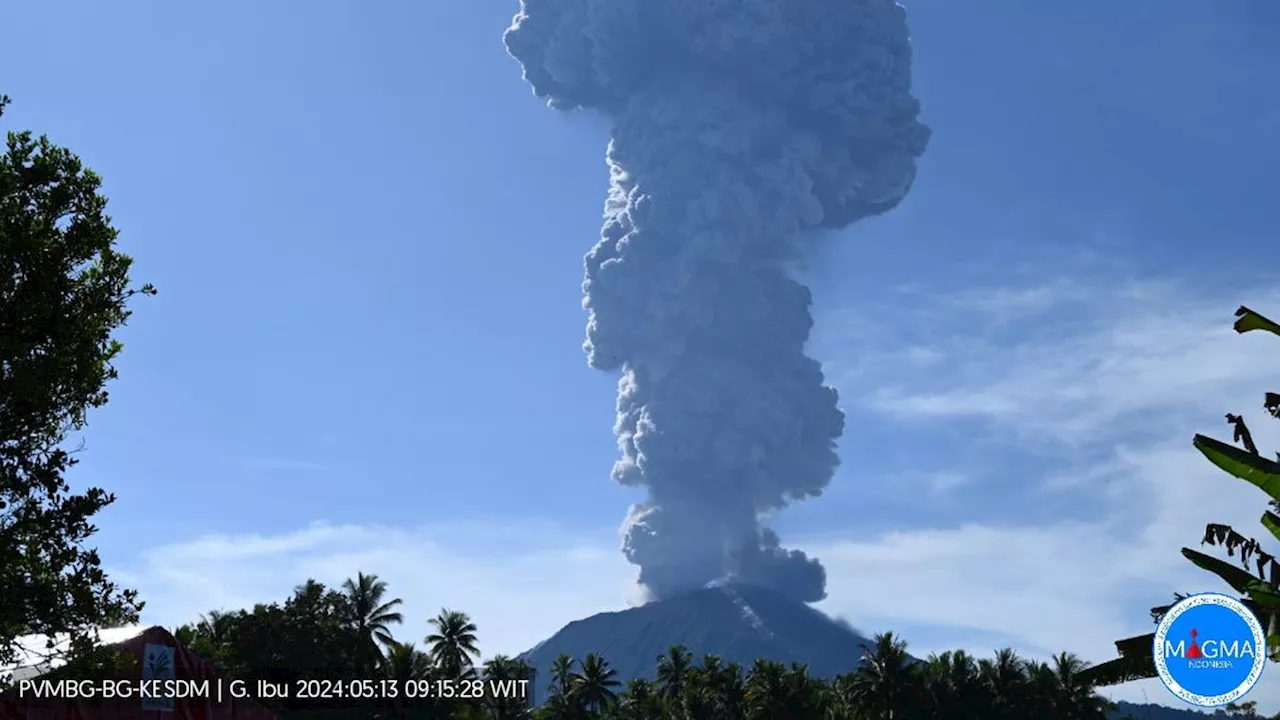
4, 0, 1279, 710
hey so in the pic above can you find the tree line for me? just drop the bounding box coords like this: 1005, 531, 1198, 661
175, 571, 1130, 719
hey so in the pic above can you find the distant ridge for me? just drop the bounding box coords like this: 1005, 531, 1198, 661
1109, 700, 1230, 719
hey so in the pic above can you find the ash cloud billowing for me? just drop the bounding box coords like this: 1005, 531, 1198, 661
505, 0, 929, 603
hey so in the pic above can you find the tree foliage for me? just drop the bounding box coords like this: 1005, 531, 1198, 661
172, 572, 1122, 719
1083, 305, 1280, 688
0, 94, 151, 685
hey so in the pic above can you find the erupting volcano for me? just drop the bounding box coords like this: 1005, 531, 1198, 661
504, 0, 930, 605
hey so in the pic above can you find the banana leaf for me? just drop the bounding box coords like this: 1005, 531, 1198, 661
1115, 633, 1155, 659
1193, 434, 1280, 502
1245, 581, 1280, 608
1234, 306, 1280, 336
1078, 655, 1156, 687
1263, 512, 1280, 545
1182, 547, 1260, 593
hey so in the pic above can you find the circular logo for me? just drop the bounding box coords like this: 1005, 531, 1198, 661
1153, 592, 1266, 706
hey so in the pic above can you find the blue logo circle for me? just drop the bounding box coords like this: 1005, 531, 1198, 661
1154, 592, 1266, 706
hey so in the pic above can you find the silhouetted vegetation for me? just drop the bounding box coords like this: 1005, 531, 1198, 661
166, 573, 1140, 719
0, 95, 150, 683
1085, 306, 1280, 689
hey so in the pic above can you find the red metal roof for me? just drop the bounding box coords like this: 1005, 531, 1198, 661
1, 626, 277, 720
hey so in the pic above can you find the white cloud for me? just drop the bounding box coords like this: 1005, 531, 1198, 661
110, 521, 636, 662
106, 275, 1280, 712
863, 281, 1280, 447
806, 276, 1280, 710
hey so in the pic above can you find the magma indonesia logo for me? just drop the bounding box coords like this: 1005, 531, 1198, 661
1154, 593, 1266, 706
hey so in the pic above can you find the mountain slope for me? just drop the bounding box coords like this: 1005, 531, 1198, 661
517, 582, 872, 704
517, 582, 1233, 718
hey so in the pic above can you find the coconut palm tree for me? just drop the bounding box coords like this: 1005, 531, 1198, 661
383, 641, 432, 681
717, 660, 747, 720
195, 610, 237, 644
848, 632, 917, 719
655, 645, 693, 707
783, 663, 826, 719
177, 609, 241, 667
341, 572, 404, 669
573, 653, 620, 713
484, 655, 535, 720
541, 654, 582, 720
1023, 659, 1064, 718
685, 654, 745, 720
918, 649, 984, 718
381, 641, 434, 719
425, 608, 480, 680
978, 647, 1027, 720
744, 659, 792, 718
825, 673, 858, 720
1048, 652, 1112, 719
615, 678, 663, 720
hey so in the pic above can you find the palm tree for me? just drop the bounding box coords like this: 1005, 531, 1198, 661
1049, 652, 1112, 719
655, 645, 693, 707
293, 579, 325, 603
425, 608, 480, 679
686, 654, 745, 720
343, 568, 401, 676
541, 653, 581, 719
849, 632, 918, 719
744, 659, 791, 718
547, 653, 576, 697
1023, 659, 1063, 718
383, 641, 432, 679
616, 678, 663, 720
718, 661, 747, 720
196, 610, 237, 644
783, 663, 826, 718
484, 655, 535, 720
919, 650, 984, 718
342, 572, 404, 670
179, 609, 240, 667
826, 673, 858, 720
978, 647, 1027, 720
573, 653, 620, 713
382, 641, 433, 719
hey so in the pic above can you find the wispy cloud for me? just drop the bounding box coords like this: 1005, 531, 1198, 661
111, 520, 635, 661
836, 278, 1280, 447
807, 272, 1280, 709
109, 272, 1280, 711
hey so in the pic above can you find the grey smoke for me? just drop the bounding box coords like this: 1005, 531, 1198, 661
504, 0, 929, 603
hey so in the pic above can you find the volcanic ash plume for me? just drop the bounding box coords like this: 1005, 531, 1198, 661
505, 0, 930, 603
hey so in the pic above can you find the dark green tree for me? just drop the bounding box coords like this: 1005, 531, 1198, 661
0, 94, 153, 685
572, 653, 620, 714
482, 654, 535, 720
342, 571, 404, 672
426, 608, 481, 680
847, 632, 917, 719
